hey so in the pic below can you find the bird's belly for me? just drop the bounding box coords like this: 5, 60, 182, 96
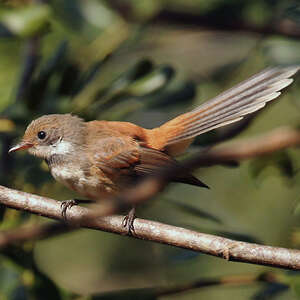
50, 165, 116, 200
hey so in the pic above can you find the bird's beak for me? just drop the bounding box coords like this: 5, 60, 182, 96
8, 142, 33, 153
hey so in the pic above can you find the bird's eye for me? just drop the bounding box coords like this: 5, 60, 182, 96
37, 131, 46, 140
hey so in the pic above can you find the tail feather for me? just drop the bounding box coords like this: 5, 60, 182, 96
147, 66, 299, 155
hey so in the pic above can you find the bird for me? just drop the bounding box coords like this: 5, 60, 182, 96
9, 66, 299, 232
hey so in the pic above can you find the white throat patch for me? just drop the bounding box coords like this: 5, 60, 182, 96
51, 140, 73, 155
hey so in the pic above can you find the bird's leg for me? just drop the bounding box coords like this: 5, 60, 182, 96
122, 206, 136, 235
61, 199, 95, 220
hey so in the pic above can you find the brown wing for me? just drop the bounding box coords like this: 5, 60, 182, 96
89, 136, 206, 187
86, 120, 142, 174
88, 135, 140, 176
86, 121, 207, 187
136, 147, 208, 188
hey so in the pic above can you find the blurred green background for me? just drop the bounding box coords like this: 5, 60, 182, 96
1, 0, 300, 299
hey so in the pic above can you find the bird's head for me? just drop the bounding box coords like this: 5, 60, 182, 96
9, 114, 86, 159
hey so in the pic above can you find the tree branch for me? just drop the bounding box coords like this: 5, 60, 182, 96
183, 126, 300, 168
0, 222, 71, 248
1, 184, 300, 270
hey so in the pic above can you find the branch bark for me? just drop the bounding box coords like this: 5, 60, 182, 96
1, 184, 300, 270
182, 126, 300, 168
0, 222, 71, 248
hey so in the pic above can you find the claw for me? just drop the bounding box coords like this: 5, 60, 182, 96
61, 199, 78, 220
122, 207, 136, 235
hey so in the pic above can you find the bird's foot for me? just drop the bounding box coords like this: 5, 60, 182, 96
122, 207, 136, 236
61, 199, 96, 221
61, 199, 79, 220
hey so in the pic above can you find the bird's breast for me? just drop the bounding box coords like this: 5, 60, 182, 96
49, 162, 117, 200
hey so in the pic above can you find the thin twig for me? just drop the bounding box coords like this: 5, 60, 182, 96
182, 126, 300, 169
0, 222, 71, 248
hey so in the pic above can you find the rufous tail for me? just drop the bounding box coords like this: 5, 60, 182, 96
146, 66, 299, 156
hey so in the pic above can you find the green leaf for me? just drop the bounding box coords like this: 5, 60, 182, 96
104, 59, 154, 97
85, 59, 154, 114
51, 0, 118, 37
127, 65, 175, 96
1, 4, 51, 38
144, 80, 196, 109
51, 0, 84, 31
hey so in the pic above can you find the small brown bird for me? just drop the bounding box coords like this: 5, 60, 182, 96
9, 66, 299, 230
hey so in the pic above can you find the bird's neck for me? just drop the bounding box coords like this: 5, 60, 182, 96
45, 139, 86, 168
45, 153, 67, 168
46, 147, 89, 184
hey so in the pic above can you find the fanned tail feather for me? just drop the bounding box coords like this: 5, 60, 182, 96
147, 66, 299, 156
